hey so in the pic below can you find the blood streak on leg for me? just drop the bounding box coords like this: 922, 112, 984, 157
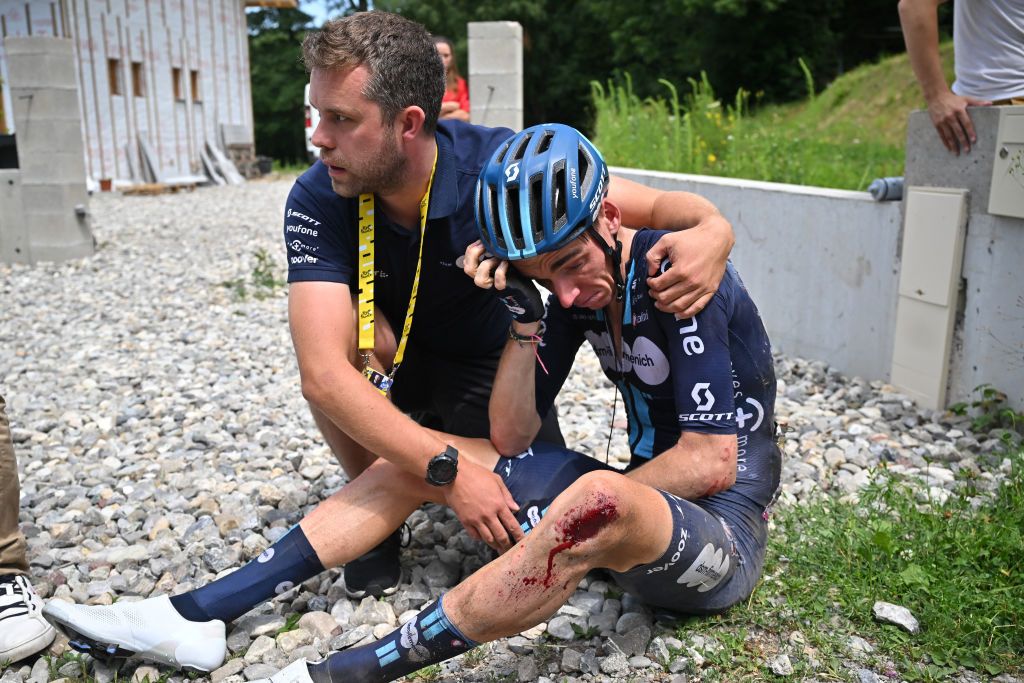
522, 493, 620, 589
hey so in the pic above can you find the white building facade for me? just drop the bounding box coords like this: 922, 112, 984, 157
0, 0, 290, 185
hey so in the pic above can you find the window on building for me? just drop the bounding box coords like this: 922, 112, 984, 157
131, 62, 144, 97
108, 58, 122, 96
172, 67, 183, 100
190, 69, 201, 102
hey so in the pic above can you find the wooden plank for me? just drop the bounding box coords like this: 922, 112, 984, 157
205, 140, 243, 184
138, 133, 166, 182
200, 144, 225, 185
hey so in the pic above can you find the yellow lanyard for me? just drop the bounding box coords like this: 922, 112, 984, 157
357, 146, 438, 395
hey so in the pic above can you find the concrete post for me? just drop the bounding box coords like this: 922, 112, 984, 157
901, 107, 1024, 409
0, 36, 93, 264
468, 21, 523, 131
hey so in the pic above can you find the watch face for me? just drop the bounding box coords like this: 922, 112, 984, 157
429, 456, 457, 484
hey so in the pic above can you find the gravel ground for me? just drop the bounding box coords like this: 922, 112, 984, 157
0, 179, 1018, 683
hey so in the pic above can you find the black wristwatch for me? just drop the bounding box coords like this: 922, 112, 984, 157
426, 445, 459, 486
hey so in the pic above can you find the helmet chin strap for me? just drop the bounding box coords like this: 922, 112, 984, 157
587, 226, 625, 302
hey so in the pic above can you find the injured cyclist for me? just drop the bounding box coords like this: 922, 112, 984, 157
43, 125, 781, 683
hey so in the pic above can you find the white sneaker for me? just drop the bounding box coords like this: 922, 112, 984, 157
42, 594, 226, 672
0, 574, 56, 664
251, 657, 316, 682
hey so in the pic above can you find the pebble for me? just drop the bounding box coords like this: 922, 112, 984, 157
0, 182, 1014, 683
547, 614, 583, 640
872, 601, 920, 634
297, 611, 340, 640
770, 653, 794, 676
599, 652, 630, 676
210, 659, 245, 683
243, 635, 276, 664
857, 669, 881, 683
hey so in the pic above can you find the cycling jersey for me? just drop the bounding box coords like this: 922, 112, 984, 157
535, 229, 781, 510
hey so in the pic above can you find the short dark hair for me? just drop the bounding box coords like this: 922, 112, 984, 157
302, 11, 444, 133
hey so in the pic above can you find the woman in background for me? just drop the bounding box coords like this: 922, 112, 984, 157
434, 35, 470, 121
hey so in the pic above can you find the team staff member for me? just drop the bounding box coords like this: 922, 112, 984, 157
285, 11, 738, 598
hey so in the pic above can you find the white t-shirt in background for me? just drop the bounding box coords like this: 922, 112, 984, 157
952, 0, 1024, 100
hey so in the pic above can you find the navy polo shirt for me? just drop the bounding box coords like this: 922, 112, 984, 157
284, 121, 513, 357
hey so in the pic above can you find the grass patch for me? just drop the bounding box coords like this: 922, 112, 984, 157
220, 247, 286, 301
592, 43, 957, 191
951, 383, 1024, 436
277, 612, 302, 635
673, 449, 1023, 681
407, 663, 442, 681
272, 158, 313, 175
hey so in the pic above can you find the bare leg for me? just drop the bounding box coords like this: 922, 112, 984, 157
443, 470, 673, 642
300, 436, 502, 568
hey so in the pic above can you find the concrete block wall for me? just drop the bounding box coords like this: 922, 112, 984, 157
610, 168, 903, 385
1, 37, 93, 264
0, 170, 27, 263
904, 107, 1024, 409
613, 108, 1024, 411
468, 21, 523, 131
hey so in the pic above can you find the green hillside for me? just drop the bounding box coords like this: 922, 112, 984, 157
759, 41, 954, 151
593, 42, 955, 190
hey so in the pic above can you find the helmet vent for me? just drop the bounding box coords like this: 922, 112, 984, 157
552, 160, 568, 232
536, 130, 554, 154
487, 185, 507, 252
578, 146, 593, 192
495, 140, 513, 165
511, 133, 532, 162
505, 186, 525, 249
528, 173, 544, 244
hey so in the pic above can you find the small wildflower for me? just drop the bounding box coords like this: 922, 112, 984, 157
707, 153, 717, 163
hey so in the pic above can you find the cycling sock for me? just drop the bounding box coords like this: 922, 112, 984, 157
308, 594, 477, 683
170, 525, 324, 623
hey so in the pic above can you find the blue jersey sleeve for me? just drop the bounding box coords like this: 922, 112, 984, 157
661, 289, 738, 435
284, 164, 355, 285
533, 293, 586, 419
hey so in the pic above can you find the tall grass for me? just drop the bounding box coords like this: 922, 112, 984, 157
591, 70, 905, 191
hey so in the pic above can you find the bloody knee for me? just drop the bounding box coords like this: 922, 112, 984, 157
539, 471, 630, 562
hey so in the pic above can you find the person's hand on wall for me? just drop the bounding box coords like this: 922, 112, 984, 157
926, 89, 990, 155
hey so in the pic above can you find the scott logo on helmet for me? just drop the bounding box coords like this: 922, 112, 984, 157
505, 163, 520, 183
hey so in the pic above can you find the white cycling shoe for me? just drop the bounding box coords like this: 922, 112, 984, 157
251, 657, 317, 682
43, 595, 226, 672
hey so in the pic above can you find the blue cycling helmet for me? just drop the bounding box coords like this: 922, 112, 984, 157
475, 123, 609, 261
